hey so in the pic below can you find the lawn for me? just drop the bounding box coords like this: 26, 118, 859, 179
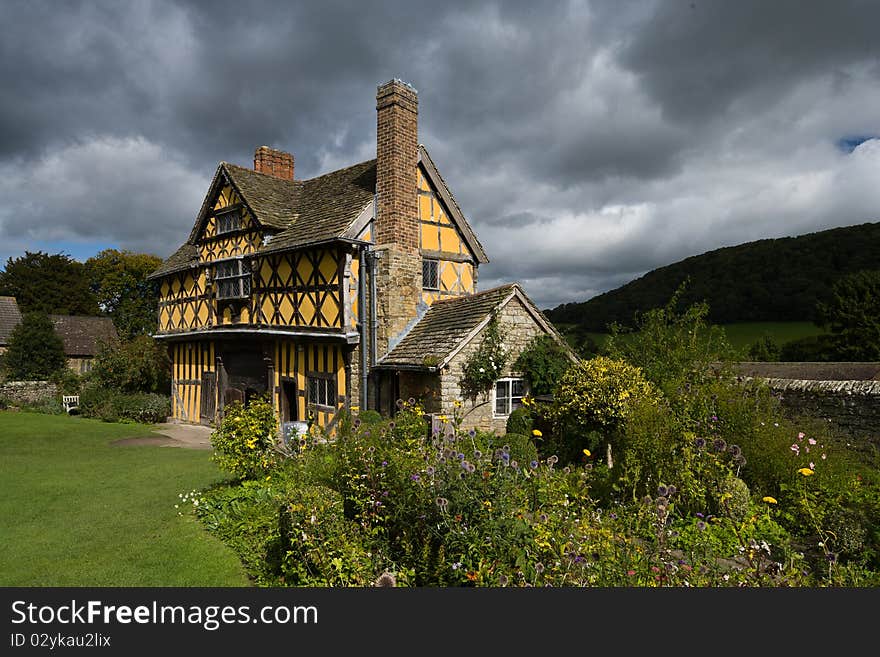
0, 411, 251, 586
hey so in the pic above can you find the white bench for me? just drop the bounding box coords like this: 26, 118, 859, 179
62, 395, 80, 414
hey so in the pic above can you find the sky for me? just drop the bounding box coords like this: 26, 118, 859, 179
1, 0, 878, 311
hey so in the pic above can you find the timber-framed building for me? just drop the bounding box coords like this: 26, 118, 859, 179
148, 80, 572, 434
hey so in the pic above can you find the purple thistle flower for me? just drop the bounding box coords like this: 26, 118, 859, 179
530, 460, 539, 469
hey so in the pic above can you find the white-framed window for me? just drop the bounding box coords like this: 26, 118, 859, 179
215, 258, 251, 299
494, 377, 526, 416
422, 258, 439, 290
307, 375, 335, 409
216, 209, 242, 234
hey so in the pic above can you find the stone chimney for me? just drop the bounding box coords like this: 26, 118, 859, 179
254, 146, 294, 180
372, 79, 423, 360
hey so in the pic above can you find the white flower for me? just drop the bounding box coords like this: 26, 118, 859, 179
479, 367, 485, 373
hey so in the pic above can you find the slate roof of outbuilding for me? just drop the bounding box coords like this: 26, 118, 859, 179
49, 315, 118, 357
377, 284, 519, 368
0, 296, 22, 346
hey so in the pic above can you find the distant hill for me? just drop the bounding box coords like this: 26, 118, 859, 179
545, 222, 880, 332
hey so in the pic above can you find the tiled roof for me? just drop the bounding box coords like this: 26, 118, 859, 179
378, 284, 519, 368
49, 315, 118, 357
147, 243, 199, 280
221, 162, 304, 230
0, 296, 22, 345
150, 160, 376, 279
260, 159, 376, 253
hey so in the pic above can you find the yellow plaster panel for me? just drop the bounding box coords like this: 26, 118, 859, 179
299, 295, 315, 324
419, 195, 432, 222
259, 261, 274, 286
439, 226, 461, 253
440, 262, 458, 291
197, 302, 209, 325
276, 257, 292, 286
421, 223, 440, 251
240, 306, 250, 324
460, 264, 474, 291
296, 257, 313, 286
222, 307, 232, 324
261, 296, 275, 323
319, 252, 337, 284
279, 294, 294, 324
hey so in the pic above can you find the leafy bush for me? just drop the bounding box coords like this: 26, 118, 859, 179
545, 356, 658, 464
279, 484, 376, 586
505, 407, 533, 435
78, 384, 170, 423
513, 334, 574, 395
211, 397, 280, 480
89, 335, 170, 394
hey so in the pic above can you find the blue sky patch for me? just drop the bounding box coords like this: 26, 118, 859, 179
837, 135, 877, 153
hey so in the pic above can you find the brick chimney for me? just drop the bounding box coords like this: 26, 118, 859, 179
254, 146, 294, 180
372, 79, 423, 360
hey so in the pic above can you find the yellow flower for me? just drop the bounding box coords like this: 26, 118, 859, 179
532, 429, 542, 437
453, 400, 463, 408
438, 415, 449, 423
798, 468, 815, 476
582, 448, 591, 457
762, 496, 778, 504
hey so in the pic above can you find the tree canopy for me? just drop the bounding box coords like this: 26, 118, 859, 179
4, 312, 67, 380
0, 251, 98, 315
815, 269, 880, 361
84, 249, 163, 339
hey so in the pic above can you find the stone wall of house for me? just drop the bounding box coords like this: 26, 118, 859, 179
762, 378, 880, 448
438, 296, 547, 434
0, 380, 58, 406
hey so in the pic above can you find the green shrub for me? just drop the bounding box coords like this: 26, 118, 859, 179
513, 334, 574, 395
356, 409, 383, 425
505, 407, 533, 435
89, 335, 170, 394
50, 367, 82, 395
279, 484, 376, 586
78, 384, 170, 423
211, 397, 280, 480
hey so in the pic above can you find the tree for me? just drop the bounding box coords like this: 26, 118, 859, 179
4, 312, 67, 380
815, 269, 880, 361
0, 251, 99, 315
84, 249, 163, 339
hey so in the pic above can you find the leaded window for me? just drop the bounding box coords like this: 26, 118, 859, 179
215, 259, 251, 299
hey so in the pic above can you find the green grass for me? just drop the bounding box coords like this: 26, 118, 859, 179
0, 411, 251, 586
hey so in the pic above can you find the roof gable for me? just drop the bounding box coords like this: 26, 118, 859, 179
419, 146, 489, 264
378, 283, 571, 369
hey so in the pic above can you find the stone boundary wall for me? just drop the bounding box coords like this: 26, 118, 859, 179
757, 377, 880, 447
0, 380, 58, 406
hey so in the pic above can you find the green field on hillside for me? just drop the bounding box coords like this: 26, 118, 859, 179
571, 321, 827, 358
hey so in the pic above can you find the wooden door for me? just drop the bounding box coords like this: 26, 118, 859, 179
200, 371, 216, 425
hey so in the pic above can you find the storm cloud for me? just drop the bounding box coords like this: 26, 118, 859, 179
1, 0, 878, 309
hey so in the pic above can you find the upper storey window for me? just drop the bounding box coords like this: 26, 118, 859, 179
422, 258, 439, 290
216, 209, 242, 235
216, 258, 251, 299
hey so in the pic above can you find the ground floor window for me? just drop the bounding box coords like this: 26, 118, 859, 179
494, 377, 526, 416
307, 375, 335, 409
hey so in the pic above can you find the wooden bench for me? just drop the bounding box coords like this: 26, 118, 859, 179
62, 395, 80, 414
